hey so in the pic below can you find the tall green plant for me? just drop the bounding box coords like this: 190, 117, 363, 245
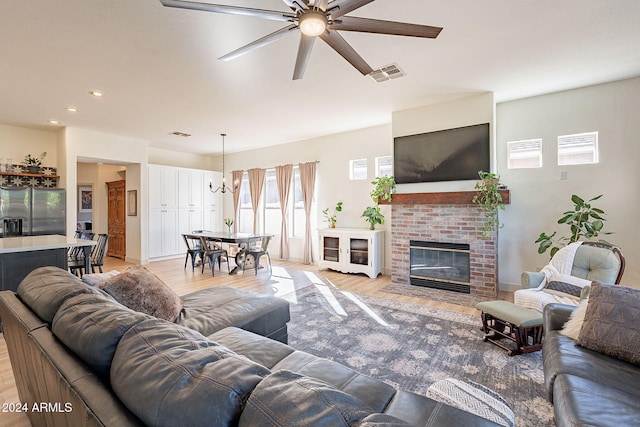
535, 194, 612, 257
471, 171, 505, 238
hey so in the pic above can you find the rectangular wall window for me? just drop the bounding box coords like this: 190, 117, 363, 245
349, 159, 368, 180
507, 139, 542, 169
558, 131, 598, 165
238, 172, 253, 233
375, 155, 393, 177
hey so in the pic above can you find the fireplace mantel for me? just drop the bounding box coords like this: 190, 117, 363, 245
379, 190, 510, 205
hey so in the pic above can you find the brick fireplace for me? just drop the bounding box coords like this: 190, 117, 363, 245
383, 191, 510, 298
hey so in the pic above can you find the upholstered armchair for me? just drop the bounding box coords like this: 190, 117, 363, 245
514, 242, 625, 312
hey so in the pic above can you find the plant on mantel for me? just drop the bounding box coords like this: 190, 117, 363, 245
535, 194, 613, 258
361, 176, 396, 230
471, 171, 506, 238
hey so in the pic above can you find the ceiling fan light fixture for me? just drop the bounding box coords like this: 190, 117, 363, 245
299, 11, 327, 37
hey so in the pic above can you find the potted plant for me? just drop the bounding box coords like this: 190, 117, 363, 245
23, 152, 47, 173
535, 194, 613, 257
370, 176, 396, 203
471, 171, 506, 238
322, 201, 343, 228
362, 206, 384, 230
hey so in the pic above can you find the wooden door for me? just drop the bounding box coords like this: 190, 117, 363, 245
107, 180, 126, 259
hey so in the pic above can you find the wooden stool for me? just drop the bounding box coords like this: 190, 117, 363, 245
476, 300, 544, 356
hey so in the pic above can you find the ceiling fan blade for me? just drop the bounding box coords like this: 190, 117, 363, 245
310, 0, 330, 11
319, 30, 373, 75
160, 0, 296, 22
219, 25, 298, 61
329, 16, 443, 38
293, 34, 316, 80
281, 0, 307, 12
326, 0, 374, 19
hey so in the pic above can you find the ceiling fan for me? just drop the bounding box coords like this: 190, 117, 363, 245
160, 0, 443, 80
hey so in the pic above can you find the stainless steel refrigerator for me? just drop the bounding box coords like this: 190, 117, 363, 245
0, 187, 66, 237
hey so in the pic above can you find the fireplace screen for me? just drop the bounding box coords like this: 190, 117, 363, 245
410, 241, 471, 293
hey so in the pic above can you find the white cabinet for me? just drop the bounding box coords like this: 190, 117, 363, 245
178, 169, 204, 208
179, 208, 204, 235
149, 165, 179, 209
318, 228, 384, 279
148, 208, 179, 259
149, 165, 223, 260
203, 171, 223, 231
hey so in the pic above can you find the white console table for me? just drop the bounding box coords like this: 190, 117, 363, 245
318, 228, 384, 279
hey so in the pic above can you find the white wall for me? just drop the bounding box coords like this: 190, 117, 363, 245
222, 124, 393, 265
149, 147, 216, 171
497, 77, 640, 288
0, 124, 58, 168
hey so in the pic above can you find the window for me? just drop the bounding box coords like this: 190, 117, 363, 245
238, 172, 253, 233
349, 159, 367, 180
375, 156, 393, 177
263, 169, 281, 234
237, 166, 314, 237
558, 131, 598, 165
507, 139, 542, 169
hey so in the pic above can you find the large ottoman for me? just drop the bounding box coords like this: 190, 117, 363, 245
176, 285, 290, 343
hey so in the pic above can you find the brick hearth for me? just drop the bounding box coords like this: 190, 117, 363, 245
385, 191, 509, 298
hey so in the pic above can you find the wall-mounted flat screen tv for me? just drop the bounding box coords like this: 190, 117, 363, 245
394, 123, 490, 184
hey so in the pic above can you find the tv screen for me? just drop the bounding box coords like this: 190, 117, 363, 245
394, 123, 490, 184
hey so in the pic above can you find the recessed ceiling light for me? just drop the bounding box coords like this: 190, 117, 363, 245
89, 90, 104, 97
66, 107, 79, 112
48, 119, 60, 125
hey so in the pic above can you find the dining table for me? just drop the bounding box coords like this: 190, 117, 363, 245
182, 231, 273, 274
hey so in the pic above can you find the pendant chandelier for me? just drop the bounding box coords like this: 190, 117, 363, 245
209, 133, 236, 194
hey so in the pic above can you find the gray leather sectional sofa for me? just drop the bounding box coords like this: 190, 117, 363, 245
0, 267, 497, 426
543, 303, 640, 426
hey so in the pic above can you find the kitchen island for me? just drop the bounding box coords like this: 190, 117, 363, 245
0, 235, 96, 292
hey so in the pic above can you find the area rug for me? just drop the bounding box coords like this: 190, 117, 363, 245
380, 282, 494, 308
285, 285, 554, 426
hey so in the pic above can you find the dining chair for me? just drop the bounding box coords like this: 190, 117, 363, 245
242, 235, 272, 276
182, 235, 204, 272
90, 234, 109, 273
68, 232, 95, 277
200, 236, 229, 276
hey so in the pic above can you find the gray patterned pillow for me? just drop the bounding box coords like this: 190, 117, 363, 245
544, 274, 591, 298
577, 281, 640, 366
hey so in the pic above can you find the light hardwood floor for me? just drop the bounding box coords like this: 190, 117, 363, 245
0, 255, 512, 427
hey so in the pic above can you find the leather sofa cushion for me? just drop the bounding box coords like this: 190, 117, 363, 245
52, 292, 148, 380
111, 318, 270, 427
17, 266, 104, 323
577, 281, 640, 366
100, 266, 183, 322
177, 285, 290, 338
553, 374, 640, 427
238, 370, 377, 426
211, 326, 397, 413
544, 330, 640, 400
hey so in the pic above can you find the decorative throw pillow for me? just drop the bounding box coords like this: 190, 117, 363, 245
100, 266, 183, 322
81, 270, 120, 287
577, 281, 640, 366
560, 298, 589, 340
544, 274, 592, 298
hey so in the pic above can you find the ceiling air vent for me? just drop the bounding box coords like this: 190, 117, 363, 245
170, 131, 191, 137
369, 64, 405, 83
